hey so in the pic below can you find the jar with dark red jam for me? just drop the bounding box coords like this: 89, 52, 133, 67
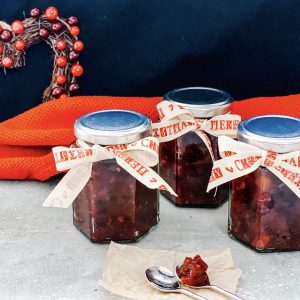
229, 115, 300, 252
159, 87, 233, 207
72, 110, 159, 243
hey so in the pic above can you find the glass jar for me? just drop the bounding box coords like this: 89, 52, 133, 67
229, 115, 300, 251
159, 87, 233, 207
72, 110, 159, 243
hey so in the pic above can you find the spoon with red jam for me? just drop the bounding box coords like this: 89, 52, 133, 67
146, 265, 208, 299
176, 255, 244, 300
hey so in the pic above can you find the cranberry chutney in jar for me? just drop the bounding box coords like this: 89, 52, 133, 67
72, 110, 159, 243
229, 115, 300, 252
159, 87, 234, 207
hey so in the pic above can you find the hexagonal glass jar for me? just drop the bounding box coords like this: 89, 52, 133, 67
229, 115, 300, 251
72, 110, 159, 243
159, 87, 233, 207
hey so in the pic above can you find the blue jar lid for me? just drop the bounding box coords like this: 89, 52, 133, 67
74, 110, 151, 145
164, 87, 233, 118
238, 115, 300, 153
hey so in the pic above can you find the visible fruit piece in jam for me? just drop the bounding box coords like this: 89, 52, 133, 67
160, 131, 229, 206
72, 159, 159, 242
229, 167, 300, 251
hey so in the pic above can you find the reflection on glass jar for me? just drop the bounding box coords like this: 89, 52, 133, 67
229, 115, 300, 251
159, 87, 233, 207
72, 110, 159, 243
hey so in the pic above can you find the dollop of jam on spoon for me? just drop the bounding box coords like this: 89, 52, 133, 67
176, 255, 210, 287
176, 255, 245, 300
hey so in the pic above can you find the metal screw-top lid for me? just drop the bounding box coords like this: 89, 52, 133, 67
164, 87, 233, 118
74, 110, 151, 145
238, 115, 300, 153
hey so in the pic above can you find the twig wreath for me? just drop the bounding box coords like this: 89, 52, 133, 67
0, 6, 84, 101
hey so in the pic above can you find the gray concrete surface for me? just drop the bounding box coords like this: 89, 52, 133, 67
0, 179, 299, 300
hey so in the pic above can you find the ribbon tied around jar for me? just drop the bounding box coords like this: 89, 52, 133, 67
43, 137, 177, 208
152, 100, 241, 161
207, 135, 300, 198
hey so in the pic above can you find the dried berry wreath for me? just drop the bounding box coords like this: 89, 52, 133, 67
0, 6, 84, 101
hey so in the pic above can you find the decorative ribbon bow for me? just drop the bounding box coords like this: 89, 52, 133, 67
207, 135, 300, 198
152, 101, 241, 160
43, 137, 176, 208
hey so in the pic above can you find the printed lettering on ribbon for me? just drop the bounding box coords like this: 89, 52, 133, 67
43, 137, 177, 208
152, 101, 241, 143
207, 136, 300, 198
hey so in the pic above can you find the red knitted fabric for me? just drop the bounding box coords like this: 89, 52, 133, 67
0, 94, 299, 180
231, 93, 300, 120
0, 96, 161, 180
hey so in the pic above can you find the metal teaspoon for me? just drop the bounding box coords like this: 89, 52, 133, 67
145, 265, 208, 300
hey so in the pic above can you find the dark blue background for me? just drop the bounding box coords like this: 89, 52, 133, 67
1, 0, 300, 121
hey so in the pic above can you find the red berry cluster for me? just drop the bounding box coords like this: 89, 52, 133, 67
0, 20, 25, 67
0, 6, 84, 100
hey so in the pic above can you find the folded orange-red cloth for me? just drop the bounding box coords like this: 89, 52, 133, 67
0, 94, 299, 181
